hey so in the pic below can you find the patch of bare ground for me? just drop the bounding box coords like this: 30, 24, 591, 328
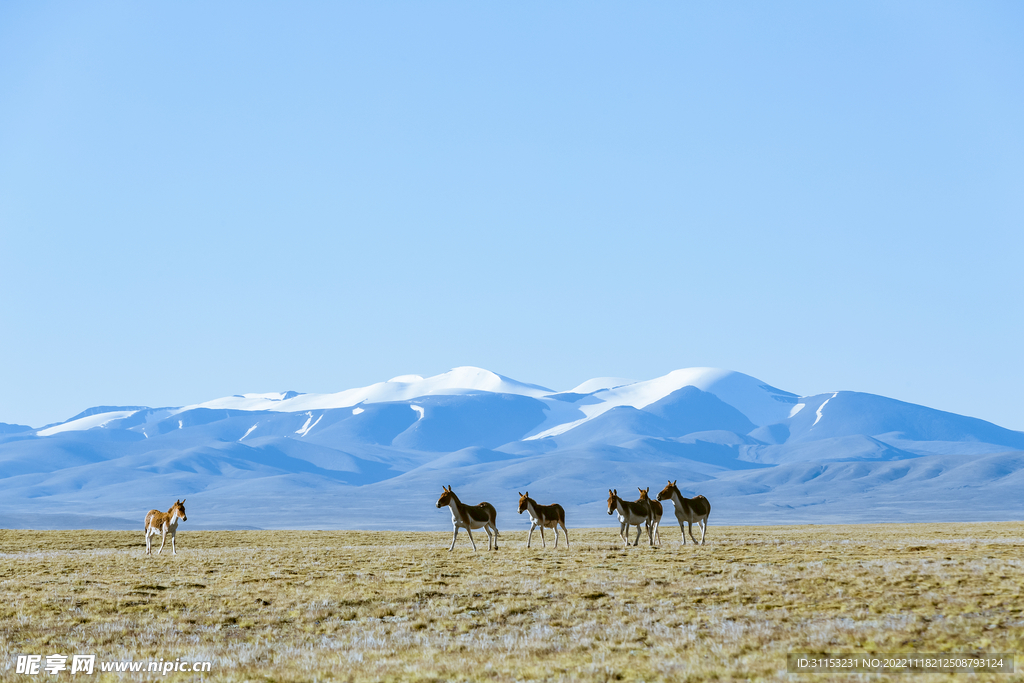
1, 523, 1021, 681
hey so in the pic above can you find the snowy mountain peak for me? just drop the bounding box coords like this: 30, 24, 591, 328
179, 366, 552, 415
232, 391, 303, 401
388, 374, 425, 383
37, 409, 140, 437
420, 366, 553, 396
523, 368, 795, 440
568, 377, 637, 394
30, 367, 798, 438
590, 368, 797, 428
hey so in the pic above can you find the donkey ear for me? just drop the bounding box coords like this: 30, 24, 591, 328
613, 489, 618, 495
181, 499, 185, 504
518, 492, 523, 497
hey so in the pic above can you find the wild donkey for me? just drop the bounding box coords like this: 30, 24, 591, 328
636, 487, 663, 547
606, 489, 654, 547
435, 485, 500, 551
517, 492, 569, 548
656, 480, 711, 545
144, 499, 187, 555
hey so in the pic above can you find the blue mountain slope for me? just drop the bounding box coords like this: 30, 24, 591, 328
784, 392, 1024, 448
696, 450, 1024, 523
390, 394, 548, 452
0, 423, 32, 435
0, 430, 143, 477
642, 386, 757, 435
620, 435, 769, 470
541, 406, 674, 449
538, 388, 759, 451
151, 408, 272, 436
745, 435, 923, 465
305, 403, 420, 446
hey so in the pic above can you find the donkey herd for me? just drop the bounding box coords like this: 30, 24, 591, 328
143, 482, 711, 555
435, 482, 711, 552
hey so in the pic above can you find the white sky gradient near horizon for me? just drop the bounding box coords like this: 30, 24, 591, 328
1, 2, 1022, 431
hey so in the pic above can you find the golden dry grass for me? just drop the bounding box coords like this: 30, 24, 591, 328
1, 523, 1022, 681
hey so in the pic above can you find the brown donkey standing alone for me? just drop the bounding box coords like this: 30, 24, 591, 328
145, 499, 187, 555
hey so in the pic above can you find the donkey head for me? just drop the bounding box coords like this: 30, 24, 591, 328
517, 492, 530, 514
436, 485, 454, 509
656, 480, 678, 501
172, 499, 187, 522
607, 489, 619, 515
637, 487, 651, 502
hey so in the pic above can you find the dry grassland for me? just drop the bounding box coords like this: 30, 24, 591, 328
1, 523, 1022, 682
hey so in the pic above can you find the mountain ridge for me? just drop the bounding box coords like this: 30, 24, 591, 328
1, 367, 1021, 530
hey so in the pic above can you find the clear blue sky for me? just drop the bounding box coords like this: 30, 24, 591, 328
2, 2, 1022, 430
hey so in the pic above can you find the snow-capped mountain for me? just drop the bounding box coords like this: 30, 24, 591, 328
1, 367, 1021, 530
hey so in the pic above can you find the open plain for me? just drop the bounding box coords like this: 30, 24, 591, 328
1, 523, 1021, 682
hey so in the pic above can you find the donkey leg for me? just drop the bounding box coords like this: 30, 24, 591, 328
699, 518, 707, 545
688, 521, 699, 545
527, 524, 535, 548
465, 528, 479, 552
171, 530, 177, 555
145, 529, 152, 555
561, 523, 569, 549
157, 529, 167, 555
449, 526, 459, 551
539, 526, 547, 548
